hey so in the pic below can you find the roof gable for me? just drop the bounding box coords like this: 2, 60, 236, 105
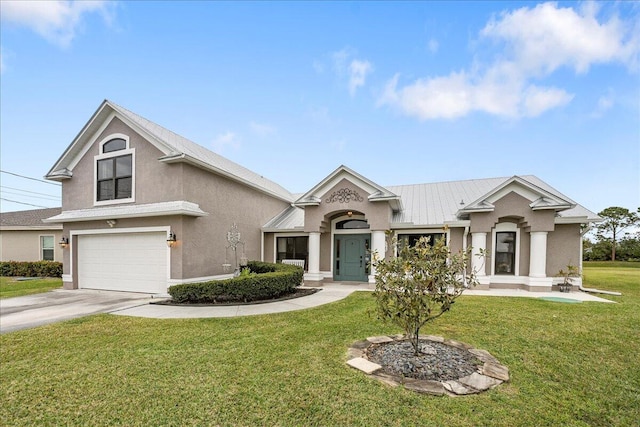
45, 100, 293, 203
293, 165, 401, 211
457, 176, 575, 217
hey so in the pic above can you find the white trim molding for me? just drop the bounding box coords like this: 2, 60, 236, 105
44, 201, 208, 223
491, 222, 520, 277
94, 135, 136, 207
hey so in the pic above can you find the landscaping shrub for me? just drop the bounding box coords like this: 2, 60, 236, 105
168, 261, 303, 303
0, 261, 63, 278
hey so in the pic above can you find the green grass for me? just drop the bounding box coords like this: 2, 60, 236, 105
0, 276, 62, 299
1, 266, 638, 426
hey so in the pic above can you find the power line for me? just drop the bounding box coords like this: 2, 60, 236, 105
0, 170, 61, 186
0, 185, 60, 198
0, 198, 50, 209
0, 189, 60, 201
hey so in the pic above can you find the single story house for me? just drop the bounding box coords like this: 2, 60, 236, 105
0, 207, 63, 262
43, 100, 599, 294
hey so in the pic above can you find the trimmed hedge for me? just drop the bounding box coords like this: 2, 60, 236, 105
168, 261, 304, 304
0, 261, 63, 278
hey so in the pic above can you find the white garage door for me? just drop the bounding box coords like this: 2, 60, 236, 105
78, 232, 168, 294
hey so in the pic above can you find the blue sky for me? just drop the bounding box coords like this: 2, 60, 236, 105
1, 1, 638, 215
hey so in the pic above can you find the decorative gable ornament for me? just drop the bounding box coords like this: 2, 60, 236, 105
325, 188, 364, 204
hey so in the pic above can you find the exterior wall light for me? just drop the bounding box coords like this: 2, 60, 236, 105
59, 237, 69, 249
167, 232, 177, 248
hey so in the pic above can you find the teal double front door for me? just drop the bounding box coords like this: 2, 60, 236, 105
334, 234, 370, 282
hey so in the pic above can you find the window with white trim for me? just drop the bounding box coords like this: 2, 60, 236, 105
276, 236, 309, 270
40, 235, 54, 261
95, 136, 134, 204
495, 232, 516, 274
492, 222, 520, 276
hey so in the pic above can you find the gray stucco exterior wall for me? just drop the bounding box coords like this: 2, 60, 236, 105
59, 116, 290, 287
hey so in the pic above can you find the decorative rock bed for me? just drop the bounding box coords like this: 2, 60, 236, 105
347, 335, 509, 396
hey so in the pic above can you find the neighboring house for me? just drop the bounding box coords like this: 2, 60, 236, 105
0, 208, 63, 262
44, 100, 600, 294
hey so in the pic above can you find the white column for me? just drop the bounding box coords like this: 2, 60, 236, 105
528, 231, 553, 290
305, 232, 323, 282
368, 230, 386, 284
529, 231, 548, 278
471, 232, 487, 276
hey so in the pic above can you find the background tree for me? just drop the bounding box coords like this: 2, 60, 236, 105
595, 207, 640, 261
372, 236, 478, 355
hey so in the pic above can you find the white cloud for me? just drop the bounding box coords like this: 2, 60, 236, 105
379, 72, 472, 120
481, 2, 639, 75
591, 90, 615, 118
378, 2, 639, 120
331, 47, 353, 75
379, 71, 572, 120
249, 121, 276, 136
328, 47, 373, 96
0, 0, 111, 48
521, 85, 574, 117
348, 59, 372, 96
211, 131, 240, 152
427, 38, 439, 54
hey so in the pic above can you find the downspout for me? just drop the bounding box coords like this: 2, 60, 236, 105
577, 223, 622, 296
260, 230, 264, 262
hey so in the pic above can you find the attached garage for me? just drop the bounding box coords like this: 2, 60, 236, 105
77, 232, 168, 294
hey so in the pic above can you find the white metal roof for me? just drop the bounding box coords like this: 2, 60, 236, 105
264, 175, 599, 230
46, 100, 294, 203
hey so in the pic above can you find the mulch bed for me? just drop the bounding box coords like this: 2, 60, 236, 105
366, 340, 481, 382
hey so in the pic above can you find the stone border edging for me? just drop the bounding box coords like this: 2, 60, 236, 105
346, 335, 509, 396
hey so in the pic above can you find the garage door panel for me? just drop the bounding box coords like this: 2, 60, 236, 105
78, 232, 167, 294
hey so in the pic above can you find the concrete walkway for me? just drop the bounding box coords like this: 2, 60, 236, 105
112, 283, 366, 319
111, 283, 614, 319
1, 289, 152, 334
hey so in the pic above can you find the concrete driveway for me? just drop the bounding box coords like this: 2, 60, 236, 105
0, 289, 153, 334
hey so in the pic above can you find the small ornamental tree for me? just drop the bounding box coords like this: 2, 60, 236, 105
373, 235, 479, 355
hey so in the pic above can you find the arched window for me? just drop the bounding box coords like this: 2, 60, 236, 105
335, 219, 370, 230
95, 136, 134, 204
102, 138, 126, 153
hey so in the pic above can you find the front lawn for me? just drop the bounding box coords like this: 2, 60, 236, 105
0, 276, 62, 299
0, 265, 638, 426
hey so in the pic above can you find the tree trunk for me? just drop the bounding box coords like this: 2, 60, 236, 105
612, 229, 617, 261
411, 325, 420, 355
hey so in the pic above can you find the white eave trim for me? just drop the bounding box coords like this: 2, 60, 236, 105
45, 169, 73, 181
531, 204, 574, 211
391, 221, 470, 230
158, 153, 293, 203
555, 216, 601, 224
43, 201, 209, 223
261, 226, 305, 232
293, 196, 321, 207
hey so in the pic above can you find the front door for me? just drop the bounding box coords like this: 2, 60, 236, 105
334, 234, 370, 282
